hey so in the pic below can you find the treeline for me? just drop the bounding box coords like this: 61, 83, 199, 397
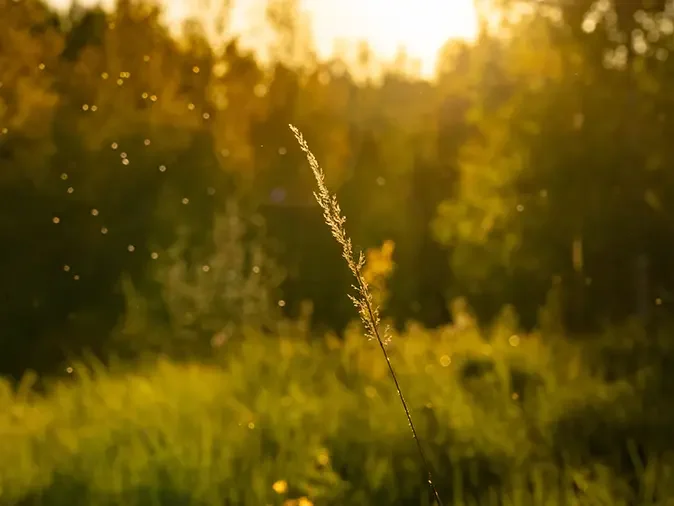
2, 0, 674, 377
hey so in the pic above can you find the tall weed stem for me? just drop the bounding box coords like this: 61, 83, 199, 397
290, 124, 443, 506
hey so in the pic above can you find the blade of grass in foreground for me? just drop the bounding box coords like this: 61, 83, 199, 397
289, 124, 444, 506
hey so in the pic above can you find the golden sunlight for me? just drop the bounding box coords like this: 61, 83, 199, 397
47, 0, 479, 78
299, 0, 479, 76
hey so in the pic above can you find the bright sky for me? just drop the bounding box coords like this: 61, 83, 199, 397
297, 0, 479, 76
48, 0, 479, 78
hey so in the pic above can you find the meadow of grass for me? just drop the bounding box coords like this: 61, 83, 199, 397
2, 315, 673, 506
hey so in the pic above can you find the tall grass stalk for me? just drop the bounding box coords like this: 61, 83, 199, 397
289, 124, 443, 506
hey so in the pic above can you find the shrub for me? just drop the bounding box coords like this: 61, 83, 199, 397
112, 200, 285, 359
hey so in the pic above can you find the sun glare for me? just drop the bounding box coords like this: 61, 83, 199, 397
47, 0, 479, 78
301, 0, 479, 77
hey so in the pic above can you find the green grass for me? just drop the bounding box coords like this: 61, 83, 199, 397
2, 319, 672, 505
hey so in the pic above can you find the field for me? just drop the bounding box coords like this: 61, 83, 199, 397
2, 318, 673, 505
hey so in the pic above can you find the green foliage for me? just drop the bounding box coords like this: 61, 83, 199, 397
113, 200, 285, 358
5, 0, 674, 375
431, 9, 674, 325
1, 321, 673, 505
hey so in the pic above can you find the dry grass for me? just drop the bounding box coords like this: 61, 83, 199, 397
289, 124, 444, 506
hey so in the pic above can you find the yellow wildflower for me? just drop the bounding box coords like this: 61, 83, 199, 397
362, 239, 395, 309
362, 240, 395, 284
272, 480, 288, 494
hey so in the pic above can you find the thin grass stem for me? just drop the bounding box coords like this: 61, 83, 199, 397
289, 124, 443, 506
